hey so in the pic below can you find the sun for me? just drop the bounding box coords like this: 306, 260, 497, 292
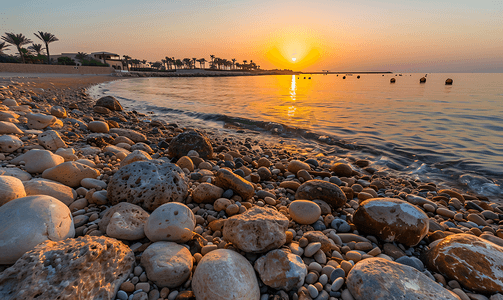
292, 57, 297, 62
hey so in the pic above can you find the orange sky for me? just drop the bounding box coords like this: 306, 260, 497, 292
3, 0, 503, 72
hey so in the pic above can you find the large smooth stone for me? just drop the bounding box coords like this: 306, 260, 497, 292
88, 121, 110, 133
99, 203, 150, 240
141, 242, 193, 288
424, 234, 503, 293
330, 162, 353, 177
287, 160, 311, 174
0, 195, 75, 264
38, 130, 67, 151
23, 178, 77, 206
109, 128, 147, 143
96, 95, 123, 111
144, 202, 195, 243
0, 236, 134, 299
289, 200, 321, 224
347, 257, 458, 300
0, 121, 23, 134
215, 168, 255, 200
104, 145, 130, 157
42, 161, 100, 188
167, 130, 213, 159
254, 249, 307, 291
119, 150, 151, 168
26, 113, 57, 129
0, 175, 26, 206
353, 198, 429, 246
11, 149, 64, 174
108, 160, 188, 211
295, 179, 347, 209
192, 182, 223, 204
223, 206, 289, 253
192, 249, 260, 300
0, 167, 31, 181
0, 135, 23, 153
50, 105, 67, 118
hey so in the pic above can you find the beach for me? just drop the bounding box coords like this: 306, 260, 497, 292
0, 74, 503, 300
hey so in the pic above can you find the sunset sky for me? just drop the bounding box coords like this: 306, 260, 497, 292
3, 0, 503, 72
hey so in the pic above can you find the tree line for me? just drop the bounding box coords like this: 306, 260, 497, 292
0, 31, 261, 71
1, 32, 58, 64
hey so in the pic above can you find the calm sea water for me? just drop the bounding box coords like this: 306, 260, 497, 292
90, 73, 503, 198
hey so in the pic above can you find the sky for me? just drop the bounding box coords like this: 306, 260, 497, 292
2, 0, 503, 72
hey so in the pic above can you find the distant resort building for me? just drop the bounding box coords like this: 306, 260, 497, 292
51, 51, 124, 69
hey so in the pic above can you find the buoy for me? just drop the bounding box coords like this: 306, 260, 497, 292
357, 75, 360, 79
304, 77, 306, 79
420, 77, 426, 83
390, 78, 396, 83
342, 76, 346, 79
337, 75, 339, 77
445, 78, 453, 85
308, 77, 311, 79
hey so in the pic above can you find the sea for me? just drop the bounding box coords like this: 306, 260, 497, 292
89, 73, 503, 200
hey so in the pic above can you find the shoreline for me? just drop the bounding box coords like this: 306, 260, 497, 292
1, 74, 503, 299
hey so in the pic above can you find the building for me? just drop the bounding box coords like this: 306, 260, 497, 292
51, 51, 125, 69
91, 52, 123, 69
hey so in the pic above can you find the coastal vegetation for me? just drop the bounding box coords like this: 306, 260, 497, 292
0, 31, 262, 72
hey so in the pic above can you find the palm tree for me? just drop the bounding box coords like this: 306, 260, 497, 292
192, 58, 197, 69
28, 43, 44, 56
0, 42, 9, 55
75, 52, 87, 61
175, 59, 183, 70
34, 31, 58, 64
231, 58, 236, 70
197, 58, 207, 69
1, 33, 33, 63
123, 55, 131, 71
182, 58, 191, 69
210, 54, 215, 68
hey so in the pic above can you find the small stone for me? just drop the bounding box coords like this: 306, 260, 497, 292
0, 121, 23, 134
176, 156, 194, 172
103, 203, 150, 240
223, 206, 289, 253
26, 113, 56, 129
331, 277, 344, 292
213, 198, 232, 211
289, 200, 321, 225
295, 180, 347, 209
96, 96, 123, 111
11, 149, 64, 174
168, 130, 213, 159
24, 178, 76, 206
304, 242, 322, 257
50, 105, 67, 118
145, 202, 195, 243
288, 160, 311, 174
330, 163, 353, 177
0, 135, 23, 153
119, 150, 151, 168
215, 168, 255, 200
0, 175, 26, 206
141, 242, 193, 288
42, 161, 100, 188
193, 182, 224, 204
88, 121, 110, 133
192, 249, 260, 300
254, 249, 307, 291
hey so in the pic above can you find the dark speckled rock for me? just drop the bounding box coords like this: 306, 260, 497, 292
295, 180, 347, 209
353, 198, 429, 246
347, 258, 458, 300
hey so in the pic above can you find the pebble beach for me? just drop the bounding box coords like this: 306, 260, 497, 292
0, 75, 502, 300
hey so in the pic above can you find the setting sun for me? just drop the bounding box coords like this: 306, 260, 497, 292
292, 57, 296, 62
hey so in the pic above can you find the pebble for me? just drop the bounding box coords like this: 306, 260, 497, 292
289, 200, 321, 224
304, 242, 322, 257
